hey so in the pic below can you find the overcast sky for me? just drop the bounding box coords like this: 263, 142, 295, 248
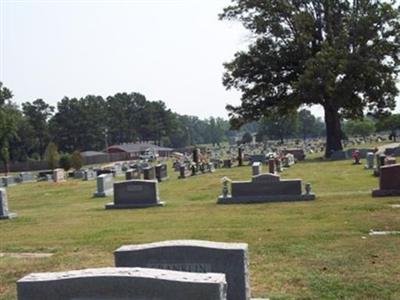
1, 0, 399, 119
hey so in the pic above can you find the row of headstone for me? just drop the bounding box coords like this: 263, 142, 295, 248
17, 240, 264, 300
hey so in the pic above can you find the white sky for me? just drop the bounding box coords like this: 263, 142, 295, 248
1, 0, 399, 119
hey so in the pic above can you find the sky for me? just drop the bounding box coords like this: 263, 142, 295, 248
1, 0, 399, 119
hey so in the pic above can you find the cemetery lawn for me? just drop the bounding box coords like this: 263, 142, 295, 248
1, 160, 400, 300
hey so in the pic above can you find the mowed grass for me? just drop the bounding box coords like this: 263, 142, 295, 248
1, 159, 400, 300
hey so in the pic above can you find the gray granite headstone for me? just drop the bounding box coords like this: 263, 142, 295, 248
252, 162, 261, 176
106, 180, 164, 209
1, 176, 16, 187
218, 173, 315, 204
17, 267, 227, 300
93, 174, 113, 198
143, 166, 156, 180
365, 152, 375, 169
0, 188, 16, 219
114, 240, 250, 300
125, 169, 141, 180
155, 164, 169, 182
18, 173, 35, 183
83, 169, 97, 181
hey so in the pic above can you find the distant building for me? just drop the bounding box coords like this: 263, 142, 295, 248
105, 143, 173, 158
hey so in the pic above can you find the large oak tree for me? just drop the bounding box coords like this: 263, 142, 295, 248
221, 0, 400, 157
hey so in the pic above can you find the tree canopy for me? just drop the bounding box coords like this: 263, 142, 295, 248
221, 0, 400, 157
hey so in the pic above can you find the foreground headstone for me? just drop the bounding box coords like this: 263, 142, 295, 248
0, 188, 16, 219
115, 240, 250, 300
372, 164, 400, 197
17, 267, 227, 300
218, 173, 315, 204
93, 174, 113, 197
106, 180, 164, 209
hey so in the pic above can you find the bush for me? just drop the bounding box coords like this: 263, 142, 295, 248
59, 154, 72, 171
71, 151, 83, 170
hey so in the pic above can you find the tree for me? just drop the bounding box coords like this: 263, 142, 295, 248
298, 109, 317, 141
71, 151, 83, 170
257, 110, 299, 143
44, 142, 60, 170
221, 1, 400, 157
22, 99, 54, 159
241, 132, 253, 144
59, 154, 72, 171
0, 83, 19, 174
376, 114, 400, 141
344, 119, 375, 139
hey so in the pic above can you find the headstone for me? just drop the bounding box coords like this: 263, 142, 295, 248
218, 173, 315, 204
179, 165, 188, 179
252, 162, 261, 176
93, 174, 113, 198
125, 169, 141, 180
17, 267, 227, 300
193, 148, 200, 164
385, 156, 397, 165
238, 147, 243, 167
18, 172, 35, 183
143, 166, 156, 180
223, 159, 232, 168
83, 169, 96, 181
250, 154, 266, 164
268, 159, 275, 174
275, 158, 282, 172
52, 169, 65, 183
114, 240, 249, 300
365, 152, 375, 169
372, 164, 400, 197
73, 170, 85, 179
1, 176, 16, 187
0, 188, 16, 219
106, 180, 164, 209
155, 164, 169, 182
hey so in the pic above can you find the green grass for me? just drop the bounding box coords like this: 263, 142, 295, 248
1, 159, 400, 299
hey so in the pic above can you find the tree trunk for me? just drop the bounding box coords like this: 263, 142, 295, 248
324, 104, 343, 158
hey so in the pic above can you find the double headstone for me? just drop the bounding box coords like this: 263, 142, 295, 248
218, 173, 315, 204
106, 180, 164, 209
93, 174, 113, 197
17, 267, 227, 300
114, 240, 250, 300
0, 188, 16, 219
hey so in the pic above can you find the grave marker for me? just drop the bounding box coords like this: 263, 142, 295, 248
114, 240, 250, 300
17, 267, 227, 300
